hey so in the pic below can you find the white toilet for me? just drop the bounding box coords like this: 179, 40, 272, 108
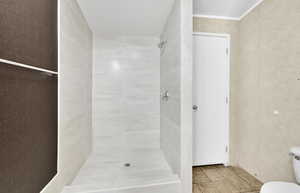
260, 147, 300, 193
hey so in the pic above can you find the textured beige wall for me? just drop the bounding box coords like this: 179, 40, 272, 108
238, 0, 300, 183
193, 0, 300, 183
193, 17, 240, 165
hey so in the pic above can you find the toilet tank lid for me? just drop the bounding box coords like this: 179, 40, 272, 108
290, 147, 300, 156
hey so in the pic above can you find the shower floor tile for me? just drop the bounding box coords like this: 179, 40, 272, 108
71, 148, 176, 190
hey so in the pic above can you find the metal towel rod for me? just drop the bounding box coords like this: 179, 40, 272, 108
0, 58, 58, 76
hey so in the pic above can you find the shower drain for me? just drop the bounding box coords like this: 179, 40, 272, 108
124, 163, 131, 167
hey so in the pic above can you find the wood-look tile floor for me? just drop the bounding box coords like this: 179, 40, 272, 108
193, 165, 263, 193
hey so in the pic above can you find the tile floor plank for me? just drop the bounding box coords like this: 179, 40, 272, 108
201, 165, 224, 182
193, 184, 203, 193
217, 180, 239, 193
193, 167, 212, 185
193, 166, 263, 193
231, 167, 263, 190
219, 167, 253, 192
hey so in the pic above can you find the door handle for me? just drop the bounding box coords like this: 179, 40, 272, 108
193, 105, 198, 111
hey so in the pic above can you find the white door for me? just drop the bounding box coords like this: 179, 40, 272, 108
193, 34, 229, 166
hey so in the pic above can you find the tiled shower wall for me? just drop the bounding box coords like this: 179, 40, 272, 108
160, 0, 182, 175
160, 1, 193, 192
42, 0, 93, 192
93, 37, 160, 153
160, 2, 193, 193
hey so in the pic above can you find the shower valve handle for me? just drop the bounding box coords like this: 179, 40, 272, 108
162, 90, 169, 101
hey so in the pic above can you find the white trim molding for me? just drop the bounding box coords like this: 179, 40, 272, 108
193, 14, 240, 21
193, 0, 265, 21
193, 32, 231, 39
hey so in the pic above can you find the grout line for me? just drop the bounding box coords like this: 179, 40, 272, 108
0, 58, 58, 75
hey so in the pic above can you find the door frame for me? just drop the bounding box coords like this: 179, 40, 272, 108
192, 32, 231, 166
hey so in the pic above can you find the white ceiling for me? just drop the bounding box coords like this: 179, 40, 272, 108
77, 0, 175, 37
194, 0, 262, 19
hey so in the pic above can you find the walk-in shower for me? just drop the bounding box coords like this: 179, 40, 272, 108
62, 36, 180, 192
57, 0, 193, 192
0, 0, 192, 192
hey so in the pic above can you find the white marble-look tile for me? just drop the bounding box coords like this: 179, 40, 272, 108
93, 36, 160, 152
60, 36, 179, 193
42, 1, 93, 193
160, 0, 182, 175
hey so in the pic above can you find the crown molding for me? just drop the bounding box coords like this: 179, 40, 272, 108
193, 0, 265, 21
239, 0, 264, 20
193, 14, 240, 21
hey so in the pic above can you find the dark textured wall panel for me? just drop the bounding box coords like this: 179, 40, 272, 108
0, 62, 57, 193
0, 0, 57, 71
